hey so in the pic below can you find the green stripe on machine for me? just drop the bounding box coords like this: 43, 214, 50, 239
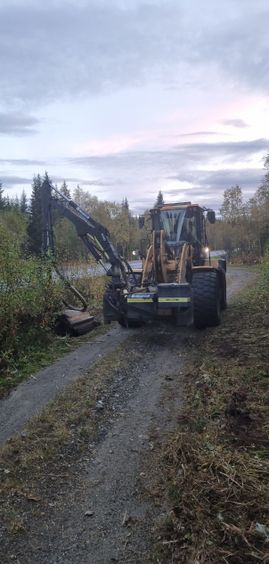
127, 298, 153, 303
158, 297, 191, 303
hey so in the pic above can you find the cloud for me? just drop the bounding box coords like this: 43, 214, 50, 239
166, 167, 263, 192
197, 8, 269, 94
52, 176, 122, 187
0, 1, 184, 106
1, 137, 267, 212
177, 131, 225, 137
0, 175, 33, 186
0, 158, 45, 165
68, 139, 267, 212
0, 112, 39, 136
162, 166, 265, 211
69, 138, 269, 171
220, 119, 248, 128
1, 1, 269, 107
173, 139, 269, 164
62, 137, 268, 210
0, 170, 123, 192
158, 167, 264, 212
198, 168, 263, 189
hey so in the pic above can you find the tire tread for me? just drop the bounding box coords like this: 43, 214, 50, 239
192, 270, 221, 329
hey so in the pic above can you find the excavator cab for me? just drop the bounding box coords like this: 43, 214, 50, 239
156, 203, 207, 246
140, 203, 208, 285
154, 204, 210, 268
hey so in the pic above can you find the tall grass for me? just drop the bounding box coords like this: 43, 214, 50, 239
258, 249, 269, 294
0, 240, 107, 394
0, 227, 62, 386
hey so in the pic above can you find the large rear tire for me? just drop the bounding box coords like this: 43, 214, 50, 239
192, 270, 221, 329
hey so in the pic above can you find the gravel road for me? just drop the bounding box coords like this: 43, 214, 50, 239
0, 325, 135, 446
0, 267, 255, 447
0, 267, 257, 563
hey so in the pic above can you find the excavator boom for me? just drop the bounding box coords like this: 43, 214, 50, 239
41, 180, 127, 284
41, 180, 135, 332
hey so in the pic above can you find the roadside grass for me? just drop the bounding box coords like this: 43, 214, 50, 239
0, 341, 141, 539
156, 263, 269, 562
0, 271, 107, 398
0, 322, 109, 398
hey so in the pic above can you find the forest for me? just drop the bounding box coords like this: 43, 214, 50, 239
0, 156, 269, 393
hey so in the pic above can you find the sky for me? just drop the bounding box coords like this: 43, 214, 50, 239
1, 0, 269, 213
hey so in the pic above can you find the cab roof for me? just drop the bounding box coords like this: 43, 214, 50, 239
151, 202, 202, 212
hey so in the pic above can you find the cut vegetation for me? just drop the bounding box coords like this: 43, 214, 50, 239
156, 259, 269, 563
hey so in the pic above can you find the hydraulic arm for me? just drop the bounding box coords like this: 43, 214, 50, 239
40, 179, 140, 331
41, 179, 130, 288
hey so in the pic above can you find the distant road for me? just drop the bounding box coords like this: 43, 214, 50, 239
61, 260, 142, 279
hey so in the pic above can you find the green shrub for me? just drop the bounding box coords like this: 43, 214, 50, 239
258, 248, 269, 294
0, 226, 61, 369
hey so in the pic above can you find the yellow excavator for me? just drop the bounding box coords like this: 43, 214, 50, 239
41, 181, 226, 331
108, 201, 227, 328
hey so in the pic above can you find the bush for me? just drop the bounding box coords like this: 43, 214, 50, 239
259, 248, 269, 293
0, 226, 62, 370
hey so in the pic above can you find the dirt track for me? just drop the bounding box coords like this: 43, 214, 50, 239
0, 266, 254, 447
0, 267, 256, 563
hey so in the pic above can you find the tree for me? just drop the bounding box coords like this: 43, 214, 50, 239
155, 190, 164, 207
54, 218, 85, 262
216, 186, 252, 260
0, 182, 5, 209
248, 172, 269, 256
0, 206, 28, 246
263, 153, 269, 186
73, 185, 99, 214
20, 190, 28, 214
72, 186, 144, 260
14, 195, 20, 210
27, 174, 51, 255
220, 185, 244, 224
122, 197, 129, 211
60, 180, 71, 198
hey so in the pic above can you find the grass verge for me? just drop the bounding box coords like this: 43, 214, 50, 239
0, 340, 141, 542
0, 320, 108, 398
157, 266, 269, 563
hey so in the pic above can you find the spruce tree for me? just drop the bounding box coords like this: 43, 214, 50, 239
155, 190, 164, 207
14, 195, 20, 210
20, 190, 28, 214
60, 180, 71, 198
27, 174, 44, 254
122, 197, 129, 211
0, 182, 5, 209
5, 196, 12, 209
